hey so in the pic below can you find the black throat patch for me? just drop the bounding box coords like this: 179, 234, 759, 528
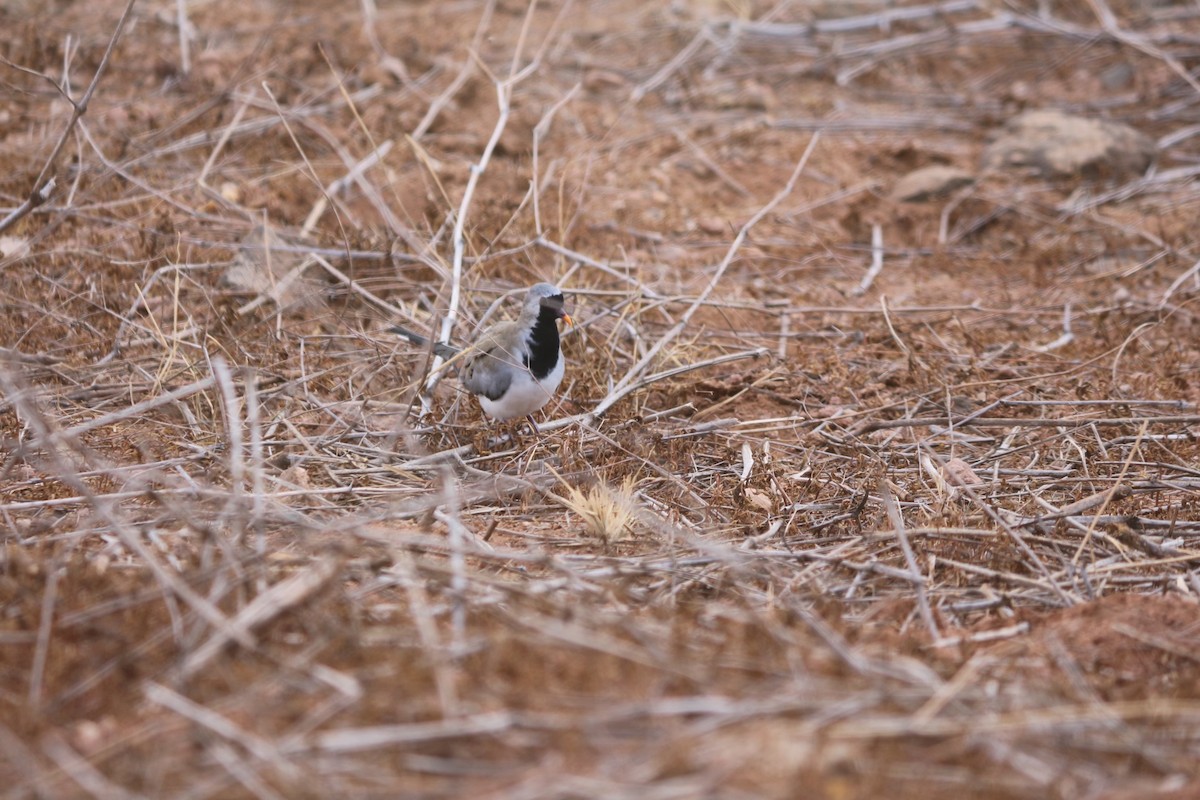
524, 305, 562, 379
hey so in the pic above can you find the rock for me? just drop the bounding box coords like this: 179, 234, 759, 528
982, 109, 1155, 181
223, 225, 325, 310
0, 235, 29, 259
890, 165, 975, 203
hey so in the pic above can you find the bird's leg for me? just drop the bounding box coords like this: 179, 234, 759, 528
524, 414, 541, 435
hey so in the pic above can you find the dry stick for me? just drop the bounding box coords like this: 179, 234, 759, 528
0, 367, 252, 648
932, 622, 1029, 648
211, 357, 249, 548
532, 347, 767, 436
1034, 303, 1075, 352
631, 24, 711, 102
259, 83, 359, 258
830, 698, 1200, 740
735, 0, 980, 36
673, 130, 752, 197
174, 0, 191, 75
1086, 0, 1200, 95
410, 0, 496, 141
434, 466, 468, 655
208, 743, 287, 800
178, 555, 342, 679
852, 223, 884, 296
1016, 484, 1134, 527
690, 364, 781, 422
880, 481, 941, 643
420, 70, 523, 408
97, 261, 211, 365
58, 374, 215, 438
320, 47, 435, 259
532, 84, 582, 236
387, 553, 462, 717
534, 236, 664, 296
1112, 623, 1200, 663
1160, 255, 1200, 307
790, 602, 941, 688
920, 445, 1073, 606
589, 134, 820, 420
40, 733, 146, 800
502, 605, 697, 678
0, 0, 137, 235
27, 563, 61, 707
53, 89, 200, 220
912, 651, 992, 723
1003, 399, 1193, 409
568, 421, 712, 514
879, 295, 911, 357
301, 139, 394, 235
131, 84, 383, 166
297, 712, 513, 755
855, 414, 1200, 433
0, 724, 43, 795
245, 371, 268, 592
1111, 321, 1158, 386
309, 254, 408, 320
196, 96, 252, 188
235, 255, 319, 318
1068, 164, 1200, 218
358, 0, 417, 89
1030, 495, 1130, 572
144, 682, 294, 777
1071, 421, 1148, 566
835, 12, 1014, 67
507, 0, 540, 78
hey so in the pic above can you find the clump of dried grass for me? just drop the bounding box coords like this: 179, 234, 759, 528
551, 474, 641, 544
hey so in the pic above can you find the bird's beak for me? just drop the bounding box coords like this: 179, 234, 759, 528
560, 313, 574, 327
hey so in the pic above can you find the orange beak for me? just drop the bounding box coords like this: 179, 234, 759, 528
560, 313, 574, 327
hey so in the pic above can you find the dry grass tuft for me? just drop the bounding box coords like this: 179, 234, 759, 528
553, 473, 642, 544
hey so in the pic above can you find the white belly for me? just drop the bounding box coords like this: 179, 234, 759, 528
478, 355, 565, 421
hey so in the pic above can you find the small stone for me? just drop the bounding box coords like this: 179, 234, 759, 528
744, 487, 774, 514
982, 109, 1155, 181
223, 224, 325, 310
891, 166, 975, 203
0, 236, 29, 259
584, 70, 626, 92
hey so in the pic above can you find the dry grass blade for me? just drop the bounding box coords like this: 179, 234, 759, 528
591, 133, 820, 419
0, 0, 138, 234
300, 712, 514, 755
179, 555, 342, 679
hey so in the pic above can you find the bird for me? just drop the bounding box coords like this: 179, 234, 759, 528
390, 283, 573, 430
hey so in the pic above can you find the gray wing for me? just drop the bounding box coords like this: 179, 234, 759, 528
459, 325, 526, 401
460, 345, 517, 401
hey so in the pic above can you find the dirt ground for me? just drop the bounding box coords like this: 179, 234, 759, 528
3, 0, 1200, 797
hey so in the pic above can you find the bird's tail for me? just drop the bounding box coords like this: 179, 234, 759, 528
389, 325, 459, 360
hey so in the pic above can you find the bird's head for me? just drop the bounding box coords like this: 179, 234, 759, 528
527, 282, 573, 327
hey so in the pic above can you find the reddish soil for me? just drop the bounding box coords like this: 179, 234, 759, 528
3, 1, 1200, 797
